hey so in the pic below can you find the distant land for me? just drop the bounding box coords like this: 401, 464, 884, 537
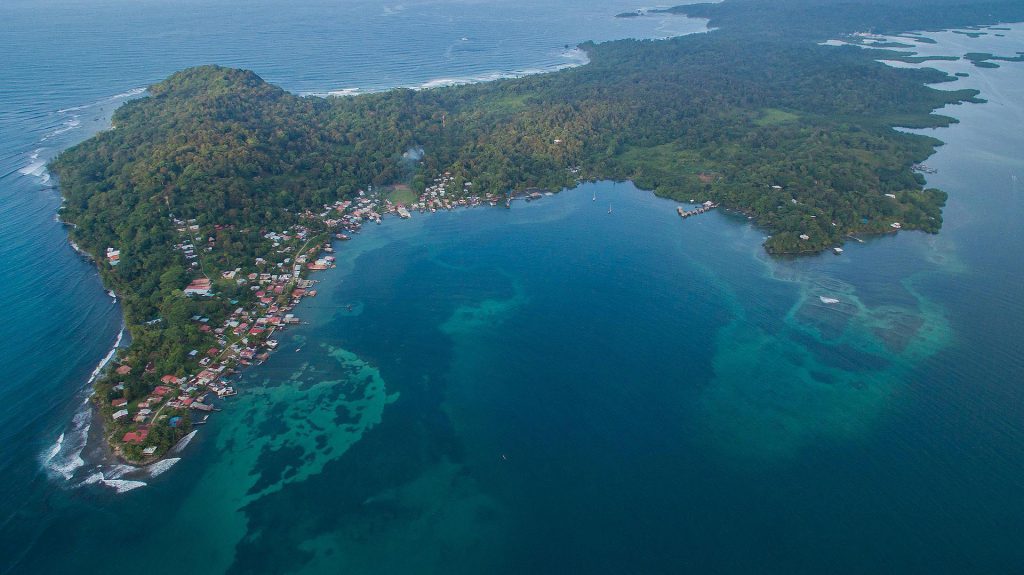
50, 0, 1024, 462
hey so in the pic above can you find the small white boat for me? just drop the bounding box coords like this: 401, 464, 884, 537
833, 247, 844, 254
819, 296, 840, 304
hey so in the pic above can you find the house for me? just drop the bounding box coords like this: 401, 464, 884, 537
160, 375, 180, 385
111, 398, 128, 408
112, 409, 129, 421
153, 385, 172, 396
184, 277, 212, 296
197, 369, 219, 384
122, 429, 149, 444
142, 446, 158, 456
891, 222, 902, 229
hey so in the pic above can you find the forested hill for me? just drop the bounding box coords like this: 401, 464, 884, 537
58, 16, 995, 259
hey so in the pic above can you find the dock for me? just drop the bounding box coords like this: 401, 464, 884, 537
677, 201, 718, 219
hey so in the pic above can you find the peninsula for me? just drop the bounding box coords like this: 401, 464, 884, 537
50, 0, 1024, 462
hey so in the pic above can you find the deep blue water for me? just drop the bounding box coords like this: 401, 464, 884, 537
1, 3, 1023, 574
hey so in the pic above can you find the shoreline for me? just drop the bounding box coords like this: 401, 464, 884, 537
46, 11, 714, 489
51, 16, 1021, 490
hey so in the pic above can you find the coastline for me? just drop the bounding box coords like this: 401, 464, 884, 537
48, 13, 1023, 488
42, 10, 715, 489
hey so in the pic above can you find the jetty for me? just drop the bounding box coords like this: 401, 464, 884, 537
677, 201, 718, 219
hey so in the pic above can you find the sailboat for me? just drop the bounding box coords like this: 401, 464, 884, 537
592, 190, 596, 201
607, 204, 612, 214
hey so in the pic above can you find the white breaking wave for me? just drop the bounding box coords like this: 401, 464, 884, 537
19, 148, 52, 183
50, 118, 81, 136
110, 87, 146, 100
41, 328, 125, 483
145, 458, 181, 478
42, 432, 65, 468
170, 429, 198, 454
40, 401, 91, 480
18, 159, 47, 177
57, 87, 146, 114
303, 47, 590, 98
81, 473, 147, 493
301, 87, 361, 98
104, 463, 138, 479
88, 327, 124, 385
413, 48, 590, 90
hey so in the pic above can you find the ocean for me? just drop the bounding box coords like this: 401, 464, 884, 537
1, 2, 1022, 573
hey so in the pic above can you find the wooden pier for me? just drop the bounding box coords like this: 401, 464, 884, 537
677, 201, 718, 219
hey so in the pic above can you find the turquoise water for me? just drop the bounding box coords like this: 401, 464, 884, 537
2, 2, 1024, 573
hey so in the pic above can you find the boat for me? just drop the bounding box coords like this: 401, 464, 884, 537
592, 191, 596, 201
608, 204, 612, 214
833, 247, 844, 255
819, 296, 840, 304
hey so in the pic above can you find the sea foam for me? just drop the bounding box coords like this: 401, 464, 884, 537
41, 402, 90, 480
145, 458, 181, 478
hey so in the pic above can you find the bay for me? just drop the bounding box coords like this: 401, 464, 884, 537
1, 2, 1022, 574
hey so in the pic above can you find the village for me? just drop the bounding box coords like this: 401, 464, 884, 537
101, 164, 728, 461
100, 170, 526, 462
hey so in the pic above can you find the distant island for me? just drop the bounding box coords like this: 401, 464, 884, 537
50, 0, 1024, 462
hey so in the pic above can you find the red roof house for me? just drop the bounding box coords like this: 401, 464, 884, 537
122, 429, 150, 444
115, 365, 132, 375
160, 375, 179, 385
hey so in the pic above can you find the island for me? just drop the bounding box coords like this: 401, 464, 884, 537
50, 0, 1024, 462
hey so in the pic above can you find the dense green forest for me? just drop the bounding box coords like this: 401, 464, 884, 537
50, 0, 1024, 456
